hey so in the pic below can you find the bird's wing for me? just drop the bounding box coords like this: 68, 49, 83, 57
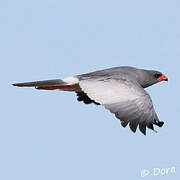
79, 77, 164, 135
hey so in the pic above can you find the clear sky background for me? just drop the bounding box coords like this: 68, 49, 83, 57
0, 0, 180, 179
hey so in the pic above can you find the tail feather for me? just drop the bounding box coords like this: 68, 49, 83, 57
12, 78, 80, 91
36, 84, 79, 91
13, 79, 66, 88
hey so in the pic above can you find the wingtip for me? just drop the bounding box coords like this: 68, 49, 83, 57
139, 123, 147, 136
154, 120, 164, 128
121, 121, 128, 128
129, 122, 138, 133
158, 121, 164, 127
141, 130, 146, 136
129, 125, 137, 133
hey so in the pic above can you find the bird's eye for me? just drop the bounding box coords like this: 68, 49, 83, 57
154, 73, 162, 79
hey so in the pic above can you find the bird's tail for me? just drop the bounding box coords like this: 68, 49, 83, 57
12, 77, 80, 91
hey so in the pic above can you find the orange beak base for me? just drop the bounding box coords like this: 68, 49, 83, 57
157, 74, 168, 82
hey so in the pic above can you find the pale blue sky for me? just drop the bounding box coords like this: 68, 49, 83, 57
0, 0, 180, 179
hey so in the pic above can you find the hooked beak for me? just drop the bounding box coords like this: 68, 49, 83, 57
157, 74, 168, 82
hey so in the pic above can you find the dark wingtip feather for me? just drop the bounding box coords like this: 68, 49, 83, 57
121, 121, 128, 128
76, 92, 100, 105
139, 123, 147, 136
157, 121, 164, 127
147, 123, 158, 133
154, 120, 164, 127
147, 123, 154, 131
129, 121, 138, 133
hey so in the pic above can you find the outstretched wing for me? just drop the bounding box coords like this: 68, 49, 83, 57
79, 77, 164, 135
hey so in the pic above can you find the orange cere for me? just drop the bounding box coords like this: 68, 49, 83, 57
157, 74, 168, 82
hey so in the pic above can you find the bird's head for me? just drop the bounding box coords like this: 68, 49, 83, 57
137, 69, 168, 88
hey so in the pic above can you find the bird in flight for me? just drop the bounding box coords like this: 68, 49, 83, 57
13, 66, 168, 135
